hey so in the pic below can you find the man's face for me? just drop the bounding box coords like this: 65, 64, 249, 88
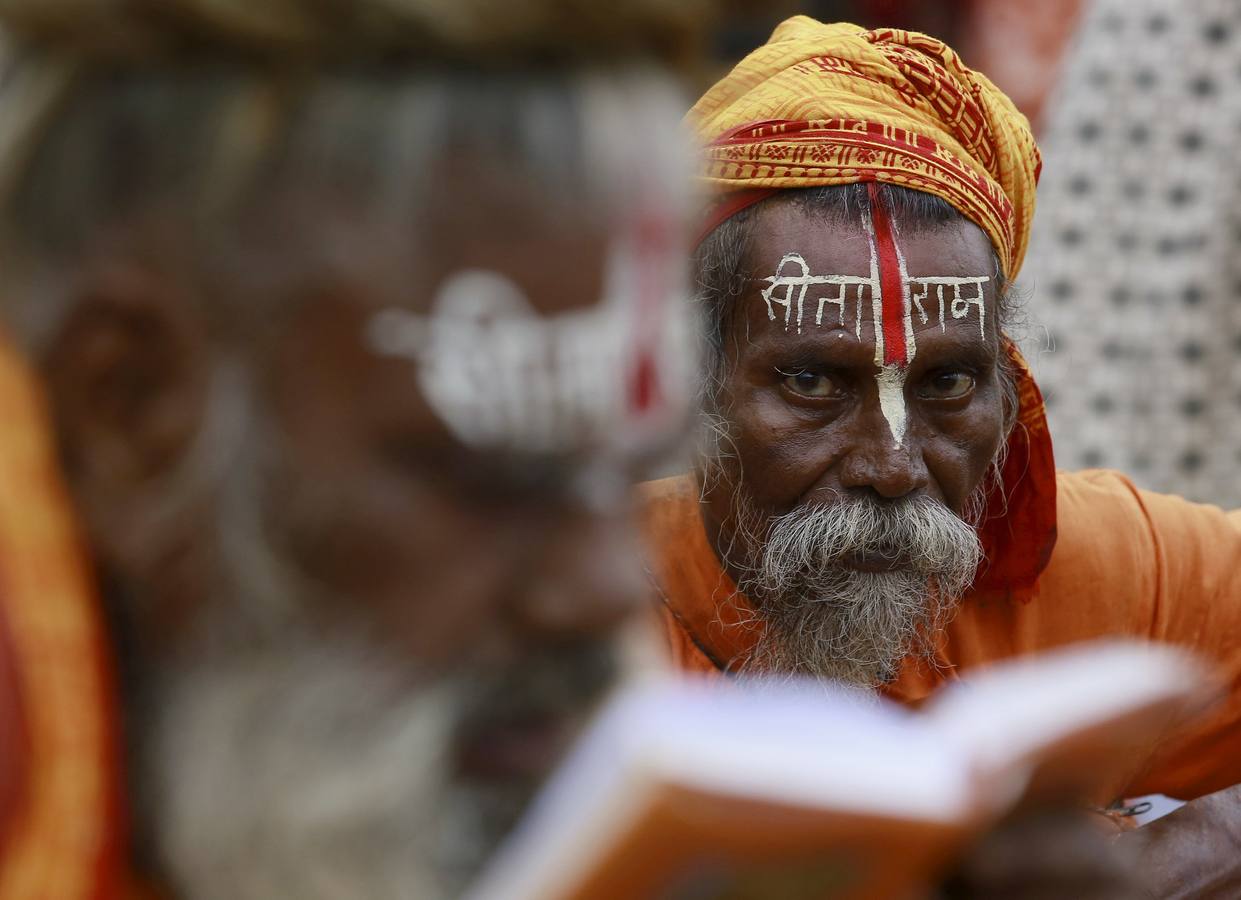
700, 199, 1007, 684
47, 186, 687, 897
256, 214, 663, 672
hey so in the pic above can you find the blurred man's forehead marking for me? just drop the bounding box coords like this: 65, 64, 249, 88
367, 227, 692, 454
757, 195, 989, 448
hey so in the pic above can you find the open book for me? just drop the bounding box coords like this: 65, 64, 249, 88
465, 640, 1213, 900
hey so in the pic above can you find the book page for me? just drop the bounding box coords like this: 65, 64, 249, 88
468, 678, 974, 900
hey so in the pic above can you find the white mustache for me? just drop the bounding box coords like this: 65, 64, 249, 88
757, 494, 983, 593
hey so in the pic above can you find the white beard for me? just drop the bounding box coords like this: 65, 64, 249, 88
739, 494, 983, 688
142, 633, 505, 900
747, 567, 953, 687
121, 374, 617, 897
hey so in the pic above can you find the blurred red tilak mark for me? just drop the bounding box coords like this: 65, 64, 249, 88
631, 354, 659, 413
867, 182, 909, 367
628, 214, 669, 415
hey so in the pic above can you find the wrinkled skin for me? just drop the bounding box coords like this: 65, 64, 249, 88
1119, 786, 1241, 899
944, 788, 1241, 900
939, 807, 1143, 900
700, 201, 1007, 574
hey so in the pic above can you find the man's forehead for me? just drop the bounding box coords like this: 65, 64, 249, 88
385, 192, 610, 320
740, 209, 999, 342
748, 202, 997, 280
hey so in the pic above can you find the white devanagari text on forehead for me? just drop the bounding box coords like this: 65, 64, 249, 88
759, 255, 990, 342
910, 277, 989, 339
761, 252, 875, 337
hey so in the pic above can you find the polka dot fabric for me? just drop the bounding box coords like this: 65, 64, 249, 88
1021, 0, 1241, 506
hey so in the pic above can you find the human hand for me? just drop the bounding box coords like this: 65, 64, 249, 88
936, 806, 1141, 900
1117, 784, 1241, 899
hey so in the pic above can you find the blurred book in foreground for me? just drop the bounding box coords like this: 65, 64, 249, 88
466, 640, 1213, 900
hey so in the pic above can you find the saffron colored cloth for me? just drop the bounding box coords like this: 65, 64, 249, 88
689, 16, 1041, 279
0, 335, 127, 900
642, 471, 1241, 802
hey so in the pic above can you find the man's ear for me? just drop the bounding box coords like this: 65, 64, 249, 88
41, 263, 211, 498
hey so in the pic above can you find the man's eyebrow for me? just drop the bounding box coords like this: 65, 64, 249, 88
914, 332, 1000, 363
748, 337, 872, 370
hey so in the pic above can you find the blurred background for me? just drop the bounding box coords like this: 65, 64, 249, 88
709, 0, 1241, 509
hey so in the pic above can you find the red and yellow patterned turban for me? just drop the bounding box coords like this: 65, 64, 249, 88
689, 16, 1041, 279
689, 17, 1056, 595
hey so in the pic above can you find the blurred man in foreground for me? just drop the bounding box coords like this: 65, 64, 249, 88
0, 2, 699, 896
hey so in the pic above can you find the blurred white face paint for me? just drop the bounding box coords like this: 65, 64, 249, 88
363, 71, 695, 458
366, 216, 694, 455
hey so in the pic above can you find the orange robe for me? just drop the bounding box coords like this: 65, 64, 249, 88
0, 338, 127, 900
643, 470, 1241, 802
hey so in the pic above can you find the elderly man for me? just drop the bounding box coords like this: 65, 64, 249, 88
645, 17, 1241, 822
0, 1, 700, 898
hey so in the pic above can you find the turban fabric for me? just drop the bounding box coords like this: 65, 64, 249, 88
689, 16, 1040, 279
691, 17, 1056, 596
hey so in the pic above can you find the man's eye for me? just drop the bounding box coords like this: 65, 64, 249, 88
921, 371, 975, 399
779, 369, 840, 399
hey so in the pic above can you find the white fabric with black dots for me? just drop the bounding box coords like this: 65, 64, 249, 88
1020, 0, 1241, 506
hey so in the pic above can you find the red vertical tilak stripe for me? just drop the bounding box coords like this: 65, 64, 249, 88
628, 213, 669, 417
866, 183, 908, 367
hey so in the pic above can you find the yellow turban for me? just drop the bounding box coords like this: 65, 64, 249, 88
688, 16, 1041, 279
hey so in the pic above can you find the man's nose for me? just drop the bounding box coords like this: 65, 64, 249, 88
837, 412, 930, 499
506, 510, 647, 642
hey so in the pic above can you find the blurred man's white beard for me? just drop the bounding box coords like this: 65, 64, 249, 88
119, 378, 554, 900
123, 379, 617, 899
738, 494, 983, 688
142, 632, 506, 900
